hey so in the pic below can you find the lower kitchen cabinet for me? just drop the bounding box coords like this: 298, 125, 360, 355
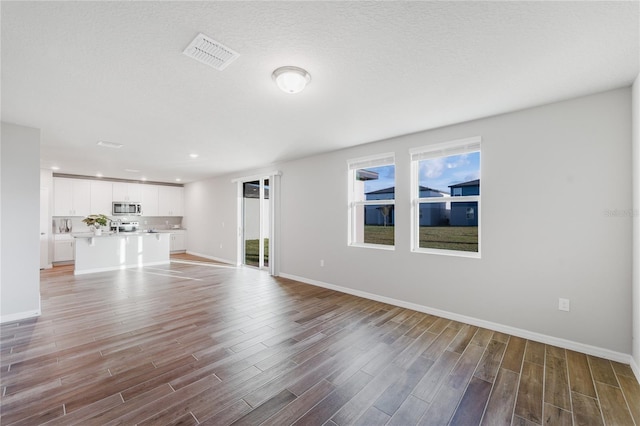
170, 231, 186, 252
54, 234, 74, 262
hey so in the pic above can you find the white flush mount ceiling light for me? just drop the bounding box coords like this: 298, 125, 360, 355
272, 66, 311, 94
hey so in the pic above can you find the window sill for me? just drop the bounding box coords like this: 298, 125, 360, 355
412, 247, 481, 259
349, 243, 395, 251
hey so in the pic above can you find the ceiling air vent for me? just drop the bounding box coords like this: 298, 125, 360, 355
183, 33, 239, 71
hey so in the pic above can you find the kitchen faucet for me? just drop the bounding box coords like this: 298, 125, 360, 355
114, 218, 122, 234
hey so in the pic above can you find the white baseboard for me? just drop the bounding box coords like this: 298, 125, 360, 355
74, 260, 170, 275
280, 272, 634, 367
631, 357, 640, 384
1, 309, 41, 324
185, 251, 236, 266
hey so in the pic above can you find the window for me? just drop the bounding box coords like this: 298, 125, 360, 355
348, 153, 395, 248
466, 207, 475, 220
410, 137, 481, 257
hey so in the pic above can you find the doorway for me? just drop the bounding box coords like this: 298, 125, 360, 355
242, 178, 270, 269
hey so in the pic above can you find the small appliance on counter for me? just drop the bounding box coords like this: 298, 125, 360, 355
110, 221, 139, 233
56, 218, 72, 233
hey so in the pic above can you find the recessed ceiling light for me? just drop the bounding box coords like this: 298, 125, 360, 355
189, 153, 199, 159
272, 66, 311, 94
51, 166, 60, 171
141, 177, 147, 181
124, 169, 140, 173
96, 172, 103, 178
97, 140, 123, 149
176, 178, 182, 182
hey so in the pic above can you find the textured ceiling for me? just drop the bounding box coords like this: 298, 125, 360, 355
1, 1, 638, 183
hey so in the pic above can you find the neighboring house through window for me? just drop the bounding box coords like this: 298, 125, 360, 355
449, 179, 480, 227
410, 137, 481, 257
348, 153, 395, 248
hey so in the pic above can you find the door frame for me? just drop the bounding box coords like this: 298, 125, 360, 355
234, 171, 280, 276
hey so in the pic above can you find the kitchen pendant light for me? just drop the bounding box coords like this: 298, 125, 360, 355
272, 66, 311, 94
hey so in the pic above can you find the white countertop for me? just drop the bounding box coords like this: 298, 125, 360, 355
72, 231, 174, 238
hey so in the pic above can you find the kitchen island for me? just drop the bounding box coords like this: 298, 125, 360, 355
73, 232, 170, 275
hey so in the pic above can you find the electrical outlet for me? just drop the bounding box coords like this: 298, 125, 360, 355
320, 259, 325, 267
558, 298, 570, 312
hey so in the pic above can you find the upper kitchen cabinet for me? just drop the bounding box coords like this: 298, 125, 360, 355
141, 185, 159, 216
112, 182, 142, 202
158, 186, 183, 216
90, 180, 113, 215
53, 178, 91, 216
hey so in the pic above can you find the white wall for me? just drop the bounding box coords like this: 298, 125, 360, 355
183, 177, 239, 264
186, 88, 633, 356
632, 74, 640, 375
1, 122, 41, 322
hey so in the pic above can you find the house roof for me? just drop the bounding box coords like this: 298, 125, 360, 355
366, 186, 447, 195
449, 179, 480, 189
366, 187, 396, 195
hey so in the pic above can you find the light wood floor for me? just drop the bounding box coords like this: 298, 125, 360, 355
1, 254, 638, 425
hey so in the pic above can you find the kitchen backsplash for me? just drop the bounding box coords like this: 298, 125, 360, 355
53, 216, 183, 233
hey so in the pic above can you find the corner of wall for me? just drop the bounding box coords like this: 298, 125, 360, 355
632, 73, 640, 382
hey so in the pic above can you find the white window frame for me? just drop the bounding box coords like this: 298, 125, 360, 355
410, 137, 481, 258
347, 152, 396, 250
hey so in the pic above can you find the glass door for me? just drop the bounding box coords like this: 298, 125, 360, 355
242, 179, 270, 268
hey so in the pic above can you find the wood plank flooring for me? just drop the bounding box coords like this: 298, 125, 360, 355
1, 254, 638, 425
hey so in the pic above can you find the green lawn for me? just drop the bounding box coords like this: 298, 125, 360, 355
364, 225, 478, 252
363, 226, 396, 245
418, 226, 478, 252
245, 238, 269, 267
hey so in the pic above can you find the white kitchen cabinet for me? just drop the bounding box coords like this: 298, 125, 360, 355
170, 231, 187, 252
158, 186, 184, 216
90, 181, 113, 215
112, 182, 142, 202
54, 178, 91, 216
54, 234, 74, 262
141, 185, 159, 216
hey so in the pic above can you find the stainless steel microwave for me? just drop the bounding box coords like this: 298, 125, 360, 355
112, 202, 142, 216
